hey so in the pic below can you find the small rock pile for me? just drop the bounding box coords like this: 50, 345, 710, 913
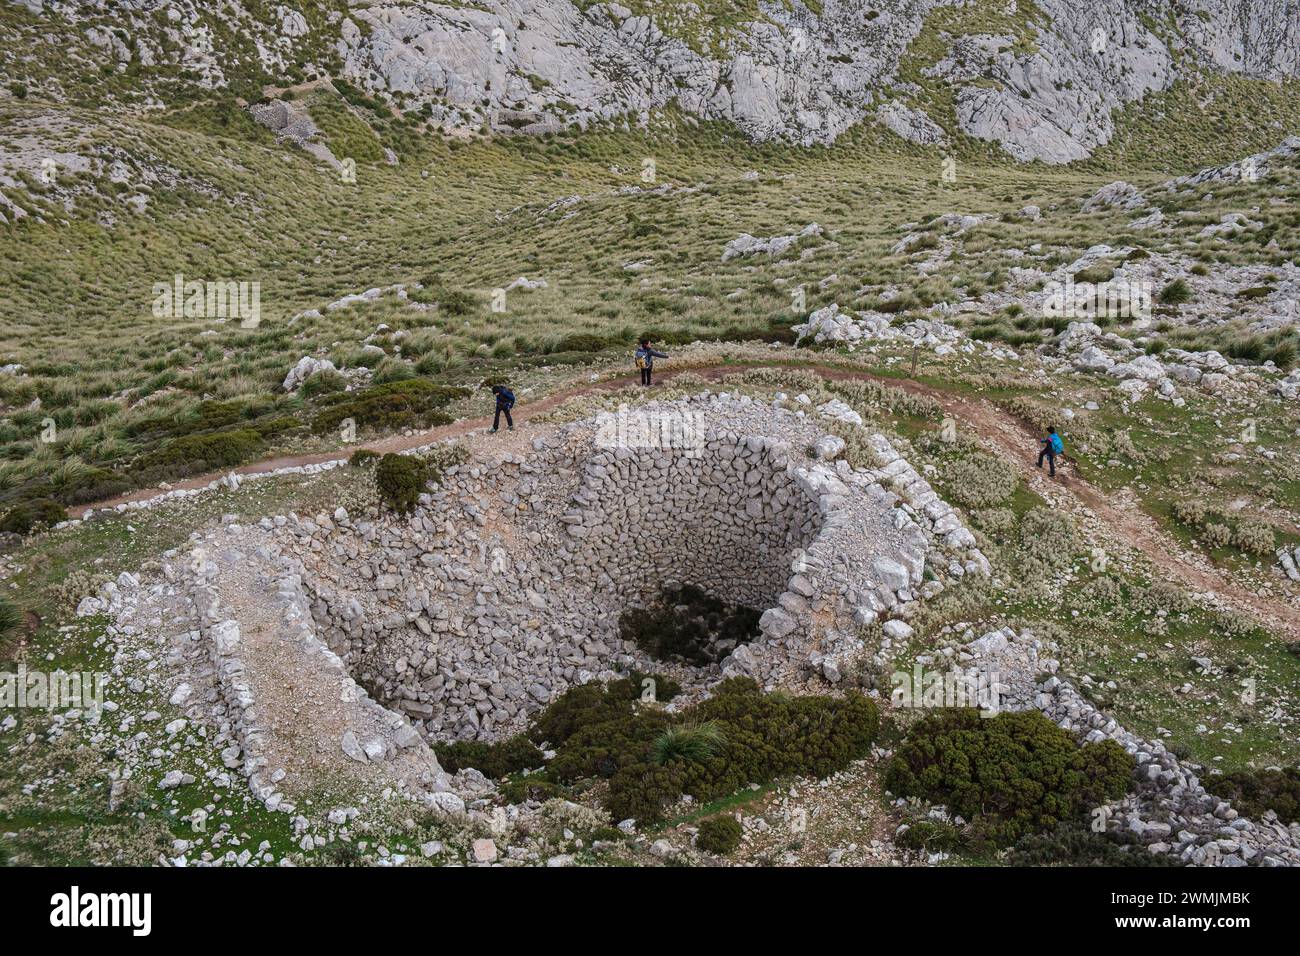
793, 304, 965, 355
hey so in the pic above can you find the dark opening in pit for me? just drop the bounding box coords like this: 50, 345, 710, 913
618, 583, 761, 666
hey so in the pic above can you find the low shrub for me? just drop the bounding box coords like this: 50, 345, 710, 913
1014, 507, 1079, 579
883, 709, 1133, 846
1158, 279, 1193, 305
0, 498, 70, 534
944, 452, 1018, 508
176, 398, 273, 433
252, 416, 301, 437
1006, 821, 1183, 867
1231, 520, 1275, 555
312, 379, 465, 435
1209, 768, 1300, 825
896, 820, 966, 853
1171, 499, 1208, 527
553, 332, 614, 353
695, 815, 742, 854
434, 734, 544, 778
133, 428, 263, 479
603, 678, 879, 823
529, 671, 680, 750
375, 453, 427, 514
518, 673, 877, 824
348, 449, 379, 468
434, 287, 477, 316
619, 584, 760, 666
498, 775, 560, 804
1201, 522, 1232, 549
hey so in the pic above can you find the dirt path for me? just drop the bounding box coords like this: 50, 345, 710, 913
74, 361, 1300, 639
847, 371, 1300, 641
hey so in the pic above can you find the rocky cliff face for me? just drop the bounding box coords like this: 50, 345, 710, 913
6, 0, 1300, 162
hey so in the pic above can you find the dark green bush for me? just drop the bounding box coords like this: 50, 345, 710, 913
618, 584, 760, 666
498, 775, 560, 804
375, 453, 427, 514
604, 678, 879, 823
252, 416, 301, 438
434, 733, 544, 778
529, 671, 681, 749
311, 379, 464, 435
553, 332, 614, 353
134, 428, 262, 478
1209, 768, 1300, 825
0, 498, 70, 534
348, 449, 379, 468
883, 709, 1133, 846
695, 815, 742, 854
476, 673, 875, 824
1006, 821, 1183, 867
436, 288, 477, 316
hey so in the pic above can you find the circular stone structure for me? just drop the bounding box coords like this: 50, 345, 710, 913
123, 390, 988, 809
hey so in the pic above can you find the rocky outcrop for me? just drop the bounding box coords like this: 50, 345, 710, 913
9, 1, 1300, 160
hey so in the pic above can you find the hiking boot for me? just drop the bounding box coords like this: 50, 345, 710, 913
508, 425, 514, 431
490, 427, 498, 433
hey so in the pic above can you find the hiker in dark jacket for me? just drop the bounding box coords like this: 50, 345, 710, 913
1037, 426, 1064, 477
635, 339, 668, 386
490, 384, 515, 432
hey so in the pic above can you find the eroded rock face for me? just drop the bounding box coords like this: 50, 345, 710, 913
327, 0, 1300, 159
12, 2, 1300, 161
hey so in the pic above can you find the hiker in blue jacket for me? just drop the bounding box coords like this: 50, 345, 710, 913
1037, 426, 1064, 477
490, 384, 515, 432
635, 339, 668, 386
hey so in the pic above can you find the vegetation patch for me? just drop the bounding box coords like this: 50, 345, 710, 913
884, 709, 1134, 846
311, 379, 466, 436
439, 673, 878, 825
132, 429, 263, 482
1208, 768, 1300, 825
374, 453, 427, 514
618, 583, 761, 666
0, 498, 69, 535
695, 814, 742, 854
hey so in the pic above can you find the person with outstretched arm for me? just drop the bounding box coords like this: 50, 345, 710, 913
634, 339, 668, 386
1037, 426, 1064, 477
490, 384, 515, 432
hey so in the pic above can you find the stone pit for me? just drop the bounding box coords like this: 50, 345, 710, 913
121, 391, 989, 809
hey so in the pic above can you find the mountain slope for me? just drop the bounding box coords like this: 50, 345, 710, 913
3, 0, 1300, 161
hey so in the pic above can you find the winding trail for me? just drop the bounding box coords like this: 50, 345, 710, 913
74, 361, 1300, 640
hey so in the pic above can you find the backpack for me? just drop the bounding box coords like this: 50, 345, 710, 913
497, 387, 515, 408
1050, 433, 1064, 455
635, 352, 647, 369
